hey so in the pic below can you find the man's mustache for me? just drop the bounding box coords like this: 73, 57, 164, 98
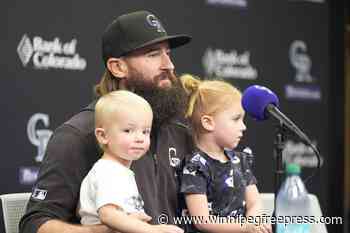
154, 72, 177, 84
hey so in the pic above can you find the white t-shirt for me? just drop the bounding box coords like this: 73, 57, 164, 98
78, 159, 144, 225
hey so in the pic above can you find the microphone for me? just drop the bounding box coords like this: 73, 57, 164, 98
241, 85, 312, 145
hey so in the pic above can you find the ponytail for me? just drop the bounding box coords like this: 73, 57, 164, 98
180, 74, 202, 118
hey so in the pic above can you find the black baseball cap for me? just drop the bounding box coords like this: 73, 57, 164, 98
102, 10, 192, 63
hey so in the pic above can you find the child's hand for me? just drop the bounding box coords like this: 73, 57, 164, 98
242, 223, 257, 233
257, 223, 272, 233
151, 224, 184, 233
128, 212, 152, 222
243, 223, 272, 233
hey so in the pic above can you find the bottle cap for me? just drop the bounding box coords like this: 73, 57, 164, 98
286, 163, 301, 174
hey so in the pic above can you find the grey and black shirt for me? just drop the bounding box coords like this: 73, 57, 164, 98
180, 148, 257, 232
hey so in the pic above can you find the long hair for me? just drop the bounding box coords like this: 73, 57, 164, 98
94, 69, 122, 97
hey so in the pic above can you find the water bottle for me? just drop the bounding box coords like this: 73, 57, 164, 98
276, 163, 311, 233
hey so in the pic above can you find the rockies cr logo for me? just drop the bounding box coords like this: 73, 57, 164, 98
146, 14, 166, 33
27, 113, 53, 162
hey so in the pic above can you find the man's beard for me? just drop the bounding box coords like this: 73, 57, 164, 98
126, 70, 187, 128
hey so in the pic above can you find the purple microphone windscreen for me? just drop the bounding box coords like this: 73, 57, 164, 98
241, 85, 279, 121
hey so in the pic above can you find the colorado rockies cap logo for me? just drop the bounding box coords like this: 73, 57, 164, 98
146, 14, 166, 33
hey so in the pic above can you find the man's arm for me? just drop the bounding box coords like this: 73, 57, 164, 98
19, 115, 100, 233
38, 220, 113, 233
38, 211, 155, 233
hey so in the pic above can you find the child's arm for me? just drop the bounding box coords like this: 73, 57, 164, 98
244, 184, 262, 217
244, 185, 272, 233
185, 194, 258, 233
98, 204, 183, 233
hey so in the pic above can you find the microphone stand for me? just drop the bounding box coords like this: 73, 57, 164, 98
272, 122, 286, 233
274, 122, 285, 201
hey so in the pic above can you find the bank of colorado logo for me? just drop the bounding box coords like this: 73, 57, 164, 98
283, 140, 323, 168
17, 34, 87, 70
202, 48, 258, 80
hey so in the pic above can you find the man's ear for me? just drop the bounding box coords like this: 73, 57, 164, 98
95, 127, 108, 145
201, 115, 215, 131
106, 58, 128, 79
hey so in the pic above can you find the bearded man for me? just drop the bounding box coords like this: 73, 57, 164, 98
20, 10, 192, 233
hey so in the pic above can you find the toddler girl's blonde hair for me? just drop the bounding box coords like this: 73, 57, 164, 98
180, 74, 242, 140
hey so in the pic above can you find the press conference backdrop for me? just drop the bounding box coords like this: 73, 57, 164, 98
1, 0, 341, 232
